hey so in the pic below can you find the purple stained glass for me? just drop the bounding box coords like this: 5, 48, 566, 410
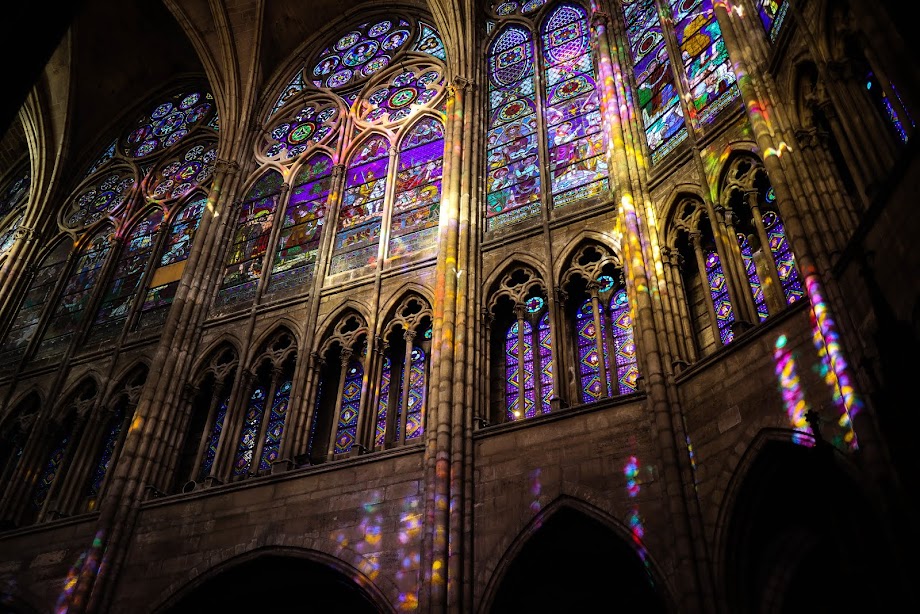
505, 322, 521, 420
622, 0, 686, 162
199, 396, 229, 480
268, 154, 333, 293
37, 230, 114, 358
757, 0, 789, 42
92, 210, 164, 338
311, 18, 418, 90
705, 248, 735, 345
123, 91, 213, 158
522, 319, 537, 418
390, 117, 443, 258
359, 69, 445, 125
738, 234, 769, 322
259, 379, 292, 470
330, 135, 390, 274
66, 171, 136, 228
334, 359, 363, 455
32, 431, 70, 510
150, 142, 218, 202
234, 385, 267, 476
610, 289, 640, 394
538, 312, 554, 414
667, 0, 739, 126
577, 299, 604, 403
486, 25, 541, 230
403, 347, 426, 440
270, 72, 305, 119
264, 104, 339, 159
0, 241, 70, 364
87, 407, 125, 498
375, 356, 392, 447
219, 171, 284, 302
140, 195, 208, 321
762, 211, 804, 304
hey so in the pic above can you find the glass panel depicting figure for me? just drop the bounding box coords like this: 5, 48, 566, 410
138, 195, 208, 328
621, 0, 687, 162
0, 241, 71, 366
216, 171, 284, 306
705, 248, 735, 345
486, 25, 542, 230
334, 360, 364, 455
330, 135, 390, 275
36, 230, 115, 360
91, 210, 164, 341
541, 2, 608, 208
268, 154, 333, 294
667, 0, 739, 126
390, 117, 443, 258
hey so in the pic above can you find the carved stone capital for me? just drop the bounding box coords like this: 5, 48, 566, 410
452, 76, 474, 92
590, 11, 611, 28
215, 158, 241, 177
403, 328, 417, 342
13, 226, 37, 241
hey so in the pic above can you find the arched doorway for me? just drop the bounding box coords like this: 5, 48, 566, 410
160, 553, 387, 613
488, 507, 667, 613
723, 439, 907, 613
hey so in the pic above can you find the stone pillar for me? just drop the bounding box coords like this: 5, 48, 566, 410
398, 329, 417, 446
689, 232, 725, 347
326, 348, 352, 460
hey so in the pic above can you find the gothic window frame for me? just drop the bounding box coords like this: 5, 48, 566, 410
0, 391, 40, 495
484, 0, 612, 233
372, 294, 433, 450
0, 162, 31, 262
487, 264, 557, 424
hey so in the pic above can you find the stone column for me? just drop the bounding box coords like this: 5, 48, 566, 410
588, 282, 609, 398
326, 348, 352, 460
689, 231, 725, 346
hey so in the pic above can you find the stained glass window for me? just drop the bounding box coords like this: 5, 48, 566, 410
390, 117, 443, 258
84, 141, 116, 178
64, 171, 135, 228
705, 248, 735, 345
737, 233, 769, 322
263, 104, 338, 160
542, 3, 608, 208
334, 359, 363, 455
33, 430, 71, 511
414, 21, 447, 60
609, 289, 639, 394
0, 241, 71, 366
234, 386, 267, 477
268, 154, 333, 294
0, 171, 30, 219
139, 195, 208, 327
0, 212, 24, 257
123, 91, 214, 159
667, 0, 739, 126
621, 0, 687, 162
402, 346, 426, 440
375, 356, 392, 448
148, 142, 218, 202
199, 395, 229, 480
86, 406, 125, 501
36, 230, 115, 360
90, 211, 164, 341
330, 135, 390, 275
259, 379, 292, 470
311, 19, 415, 90
270, 73, 306, 119
486, 25, 541, 229
866, 71, 910, 144
358, 68, 445, 125
217, 171, 284, 306
762, 210, 804, 304
576, 299, 606, 403
505, 308, 554, 421
757, 0, 789, 42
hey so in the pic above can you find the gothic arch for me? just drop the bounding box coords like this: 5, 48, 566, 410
1, 389, 44, 425
552, 231, 622, 283
378, 280, 435, 322
483, 256, 547, 296
377, 291, 433, 339
660, 182, 708, 230
477, 494, 675, 614
189, 337, 241, 382
153, 543, 399, 613
100, 361, 150, 409
53, 374, 102, 421
314, 301, 371, 354
246, 321, 301, 368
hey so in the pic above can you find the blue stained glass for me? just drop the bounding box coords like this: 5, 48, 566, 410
0, 212, 23, 257
610, 289, 640, 394
414, 22, 447, 60
486, 25, 542, 230
505, 321, 521, 420
217, 171, 284, 305
375, 356, 392, 447
390, 117, 443, 258
84, 141, 117, 178
334, 359, 364, 454
762, 211, 804, 304
0, 171, 30, 219
757, 0, 789, 42
87, 408, 125, 498
259, 379, 292, 470
621, 0, 687, 163
705, 248, 735, 344
36, 230, 114, 359
330, 135, 390, 274
268, 154, 333, 293
538, 312, 554, 414
270, 72, 306, 119
576, 299, 605, 403
124, 91, 213, 159
738, 234, 769, 322
33, 431, 71, 510
139, 195, 208, 323
234, 386, 267, 476
199, 396, 228, 480
0, 241, 70, 366
403, 347, 426, 440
